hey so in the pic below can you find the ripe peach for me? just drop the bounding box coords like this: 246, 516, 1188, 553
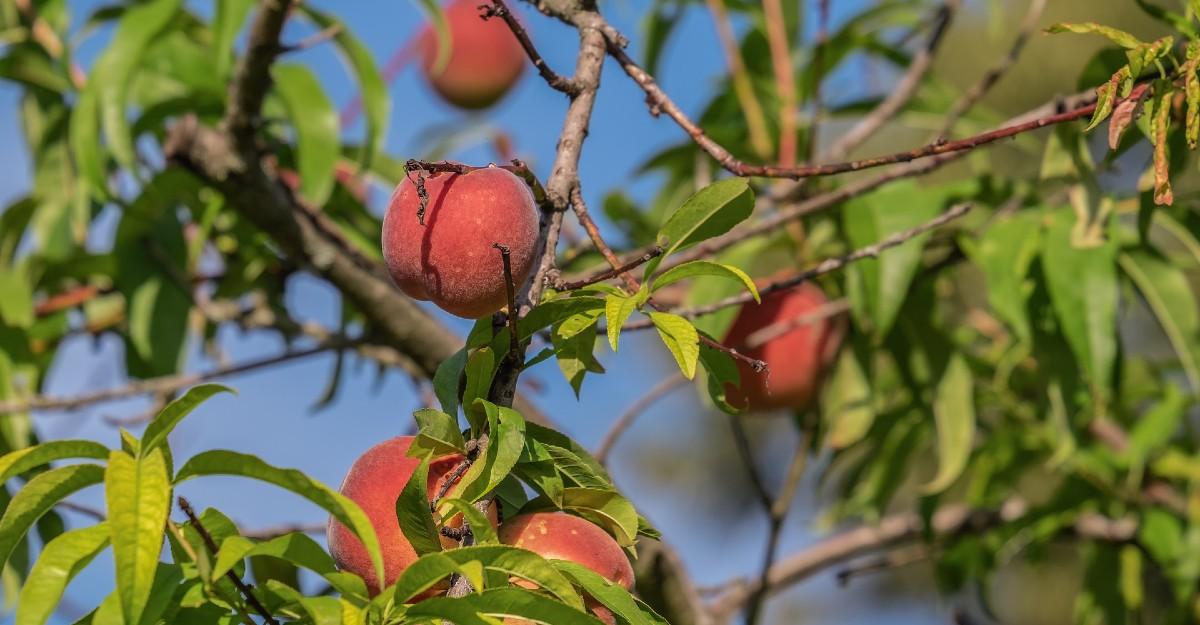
498, 512, 633, 624
417, 0, 526, 110
722, 281, 844, 412
382, 166, 539, 318
327, 436, 497, 596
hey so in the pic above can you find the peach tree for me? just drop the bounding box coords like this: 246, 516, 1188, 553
0, 0, 1199, 624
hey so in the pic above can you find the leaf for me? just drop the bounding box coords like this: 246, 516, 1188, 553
396, 457, 443, 557
211, 533, 345, 592
1150, 85, 1175, 206
554, 560, 652, 625
648, 312, 699, 379
72, 0, 183, 197
654, 178, 754, 261
698, 342, 742, 415
272, 63, 339, 206
1041, 208, 1118, 398
0, 464, 105, 572
520, 297, 606, 342
389, 552, 474, 603
411, 408, 466, 457
0, 270, 33, 329
16, 523, 110, 625
650, 260, 759, 303
407, 588, 601, 625
431, 550, 582, 607
433, 347, 469, 417
1124, 384, 1186, 467
106, 449, 172, 625
413, 0, 451, 75
520, 488, 639, 547
843, 181, 942, 341
1185, 43, 1199, 149
1045, 23, 1143, 49
0, 441, 109, 483
449, 401, 525, 503
605, 293, 641, 352
462, 348, 496, 434
821, 349, 874, 449
174, 450, 385, 587
1119, 251, 1200, 391
435, 498, 498, 544
921, 355, 975, 494
1108, 86, 1147, 150
966, 212, 1041, 342
300, 7, 390, 168
1119, 545, 1143, 609
552, 322, 605, 397
212, 0, 255, 80
140, 384, 234, 457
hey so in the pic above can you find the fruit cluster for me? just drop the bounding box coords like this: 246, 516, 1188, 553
327, 436, 633, 623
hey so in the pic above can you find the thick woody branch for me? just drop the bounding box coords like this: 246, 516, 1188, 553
225, 0, 294, 144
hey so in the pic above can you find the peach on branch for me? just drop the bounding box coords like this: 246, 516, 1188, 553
327, 436, 497, 595
382, 166, 539, 318
417, 0, 526, 110
722, 281, 845, 412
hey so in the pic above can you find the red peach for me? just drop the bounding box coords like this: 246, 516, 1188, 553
722, 281, 845, 412
382, 166, 539, 318
327, 436, 497, 596
417, 0, 526, 110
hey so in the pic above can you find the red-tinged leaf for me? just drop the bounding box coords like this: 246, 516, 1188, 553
1185, 42, 1200, 149
1151, 87, 1174, 206
1109, 85, 1149, 150
1089, 67, 1130, 132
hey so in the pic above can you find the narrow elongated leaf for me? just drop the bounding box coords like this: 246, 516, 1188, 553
1041, 209, 1118, 397
554, 560, 651, 625
406, 587, 600, 624
462, 348, 496, 434
272, 64, 339, 206
140, 384, 234, 457
922, 355, 976, 494
650, 260, 759, 303
0, 465, 105, 571
449, 401, 525, 503
433, 347, 469, 417
213, 0, 255, 80
0, 270, 33, 329
16, 523, 110, 625
654, 178, 754, 261
1045, 22, 1143, 48
821, 349, 874, 449
439, 547, 583, 607
106, 449, 172, 625
174, 450, 384, 587
648, 312, 699, 379
0, 441, 109, 483
300, 7, 390, 167
605, 294, 640, 352
396, 457, 442, 557
1120, 251, 1200, 391
212, 532, 337, 582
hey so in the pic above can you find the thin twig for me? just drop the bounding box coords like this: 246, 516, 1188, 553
742, 299, 850, 350
595, 375, 688, 465
835, 544, 932, 587
823, 2, 957, 161
761, 0, 796, 166
481, 0, 581, 94
935, 0, 1048, 141
281, 23, 343, 53
0, 342, 354, 415
178, 497, 280, 625
554, 246, 663, 291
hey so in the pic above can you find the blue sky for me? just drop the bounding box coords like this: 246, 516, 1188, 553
0, 0, 960, 623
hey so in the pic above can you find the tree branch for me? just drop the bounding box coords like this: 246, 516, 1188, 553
179, 497, 280, 625
482, 0, 581, 94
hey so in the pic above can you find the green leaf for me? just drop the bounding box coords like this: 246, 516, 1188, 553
654, 178, 754, 262
389, 551, 474, 603
435, 498, 498, 544
300, 7, 390, 168
554, 560, 652, 625
1119, 545, 1143, 609
520, 297, 606, 342
552, 322, 605, 397
966, 212, 1041, 342
16, 523, 110, 625
106, 449, 172, 625
433, 347, 469, 417
272, 63, 339, 206
1041, 208, 1117, 398
174, 450, 385, 588
1120, 251, 1200, 391
437, 548, 583, 608
0, 441, 110, 483
407, 588, 601, 625
449, 401, 525, 503
0, 270, 33, 329
1045, 22, 1143, 48
0, 464, 105, 570
821, 349, 874, 449
648, 312, 699, 379
396, 457, 443, 557
921, 355, 975, 494
605, 293, 641, 352
212, 0, 255, 80
140, 384, 234, 457
462, 348, 496, 434
699, 342, 742, 415
651, 260, 759, 305
843, 181, 942, 341
1124, 384, 1186, 465
524, 423, 614, 486
211, 532, 354, 596
411, 408, 466, 457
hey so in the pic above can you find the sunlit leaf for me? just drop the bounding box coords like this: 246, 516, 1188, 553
106, 449, 172, 625
272, 64, 339, 206
648, 312, 699, 379
16, 523, 110, 625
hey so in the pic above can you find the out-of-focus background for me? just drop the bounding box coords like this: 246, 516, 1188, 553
0, 0, 1181, 623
